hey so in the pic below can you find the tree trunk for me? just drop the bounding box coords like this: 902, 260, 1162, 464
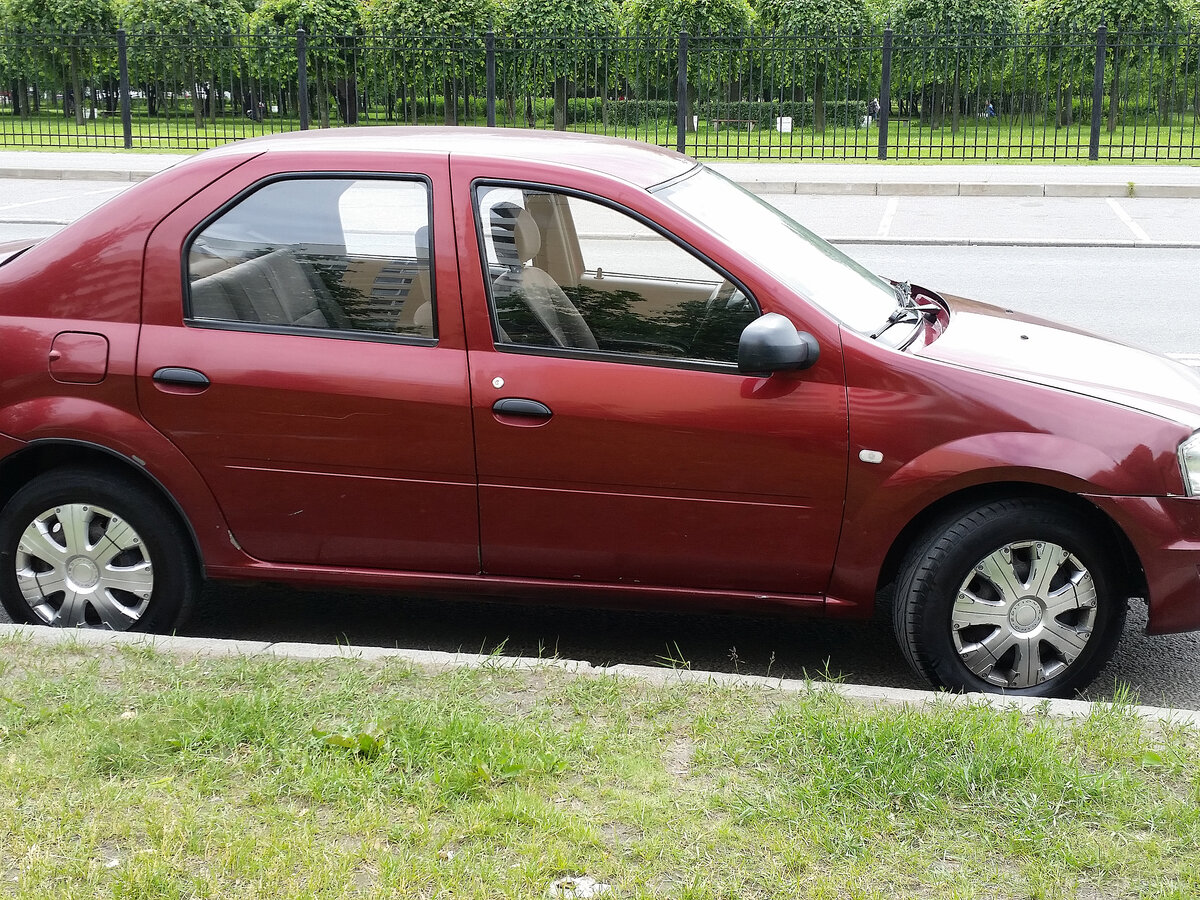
1056, 83, 1073, 127
70, 48, 85, 126
1157, 77, 1171, 126
553, 75, 568, 131
813, 74, 825, 133
443, 76, 457, 126
685, 83, 696, 133
337, 76, 358, 124
951, 66, 960, 135
191, 64, 204, 129
319, 82, 330, 128
1107, 57, 1120, 132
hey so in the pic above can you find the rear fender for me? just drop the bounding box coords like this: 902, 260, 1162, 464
0, 397, 242, 569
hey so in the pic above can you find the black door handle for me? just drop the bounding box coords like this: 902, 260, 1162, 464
153, 367, 211, 388
492, 398, 553, 419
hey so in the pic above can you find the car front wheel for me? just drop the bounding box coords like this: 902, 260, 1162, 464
0, 468, 197, 632
893, 498, 1126, 698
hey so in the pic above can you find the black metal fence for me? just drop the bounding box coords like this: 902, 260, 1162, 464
0, 26, 1197, 160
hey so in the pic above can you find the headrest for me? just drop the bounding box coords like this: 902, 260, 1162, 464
490, 202, 541, 268
413, 224, 429, 258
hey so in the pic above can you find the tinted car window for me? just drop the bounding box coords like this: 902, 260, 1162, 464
475, 184, 758, 364
187, 178, 435, 338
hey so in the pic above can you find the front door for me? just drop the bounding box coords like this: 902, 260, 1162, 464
457, 175, 849, 597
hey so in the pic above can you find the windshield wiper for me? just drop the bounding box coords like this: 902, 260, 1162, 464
869, 282, 941, 340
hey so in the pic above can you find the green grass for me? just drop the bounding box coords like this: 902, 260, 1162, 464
0, 637, 1198, 897
0, 107, 1197, 162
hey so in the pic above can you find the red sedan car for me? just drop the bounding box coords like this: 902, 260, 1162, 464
1, 128, 1198, 698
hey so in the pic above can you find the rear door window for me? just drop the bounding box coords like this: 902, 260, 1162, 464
187, 177, 435, 339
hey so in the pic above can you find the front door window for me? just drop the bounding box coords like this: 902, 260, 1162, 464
475, 184, 758, 366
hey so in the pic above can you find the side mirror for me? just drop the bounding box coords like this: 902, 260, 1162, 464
738, 313, 820, 375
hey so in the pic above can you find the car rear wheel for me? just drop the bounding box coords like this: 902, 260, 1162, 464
893, 498, 1126, 698
0, 469, 197, 632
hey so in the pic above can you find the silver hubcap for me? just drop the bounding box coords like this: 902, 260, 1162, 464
15, 503, 153, 630
952, 540, 1097, 689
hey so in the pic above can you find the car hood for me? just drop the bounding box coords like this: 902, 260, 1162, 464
918, 293, 1200, 430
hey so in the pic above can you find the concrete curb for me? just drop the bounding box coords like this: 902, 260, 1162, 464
1, 158, 1199, 199
4, 622, 1197, 727
738, 180, 1200, 198
0, 166, 154, 183
829, 237, 1200, 249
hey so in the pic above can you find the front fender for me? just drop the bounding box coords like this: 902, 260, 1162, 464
826, 431, 1164, 615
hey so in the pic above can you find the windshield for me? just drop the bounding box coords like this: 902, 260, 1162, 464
656, 167, 897, 333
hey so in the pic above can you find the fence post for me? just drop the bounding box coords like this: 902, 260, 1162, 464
117, 28, 132, 150
486, 30, 496, 127
1088, 24, 1107, 160
878, 27, 893, 160
297, 27, 310, 130
676, 33, 689, 154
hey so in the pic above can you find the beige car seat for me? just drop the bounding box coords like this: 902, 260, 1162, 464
489, 202, 598, 350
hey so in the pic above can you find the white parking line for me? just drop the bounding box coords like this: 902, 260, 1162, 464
1106, 197, 1151, 243
876, 196, 899, 238
0, 185, 124, 214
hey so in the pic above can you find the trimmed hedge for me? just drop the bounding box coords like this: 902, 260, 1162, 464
698, 99, 869, 128
564, 97, 677, 125
563, 97, 870, 128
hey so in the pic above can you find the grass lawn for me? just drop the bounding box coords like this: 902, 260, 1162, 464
0, 109, 1197, 162
1, 634, 1198, 898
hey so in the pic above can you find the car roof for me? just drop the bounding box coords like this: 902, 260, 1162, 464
201, 127, 698, 190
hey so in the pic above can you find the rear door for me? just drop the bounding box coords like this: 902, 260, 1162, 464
137, 153, 479, 573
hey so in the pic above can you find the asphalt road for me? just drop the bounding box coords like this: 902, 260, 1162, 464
3, 179, 1200, 707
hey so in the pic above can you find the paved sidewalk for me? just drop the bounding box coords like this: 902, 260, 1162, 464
0, 147, 1198, 197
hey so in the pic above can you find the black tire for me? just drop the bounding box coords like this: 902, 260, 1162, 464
0, 468, 198, 632
893, 498, 1126, 698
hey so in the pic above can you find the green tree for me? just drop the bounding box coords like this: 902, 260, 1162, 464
755, 0, 872, 132
363, 0, 495, 125
249, 0, 362, 127
620, 0, 756, 132
502, 0, 618, 130
1026, 0, 1190, 130
891, 0, 1019, 131
121, 0, 246, 127
5, 0, 117, 124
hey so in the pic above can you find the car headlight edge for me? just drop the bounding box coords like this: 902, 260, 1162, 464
1179, 433, 1200, 497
